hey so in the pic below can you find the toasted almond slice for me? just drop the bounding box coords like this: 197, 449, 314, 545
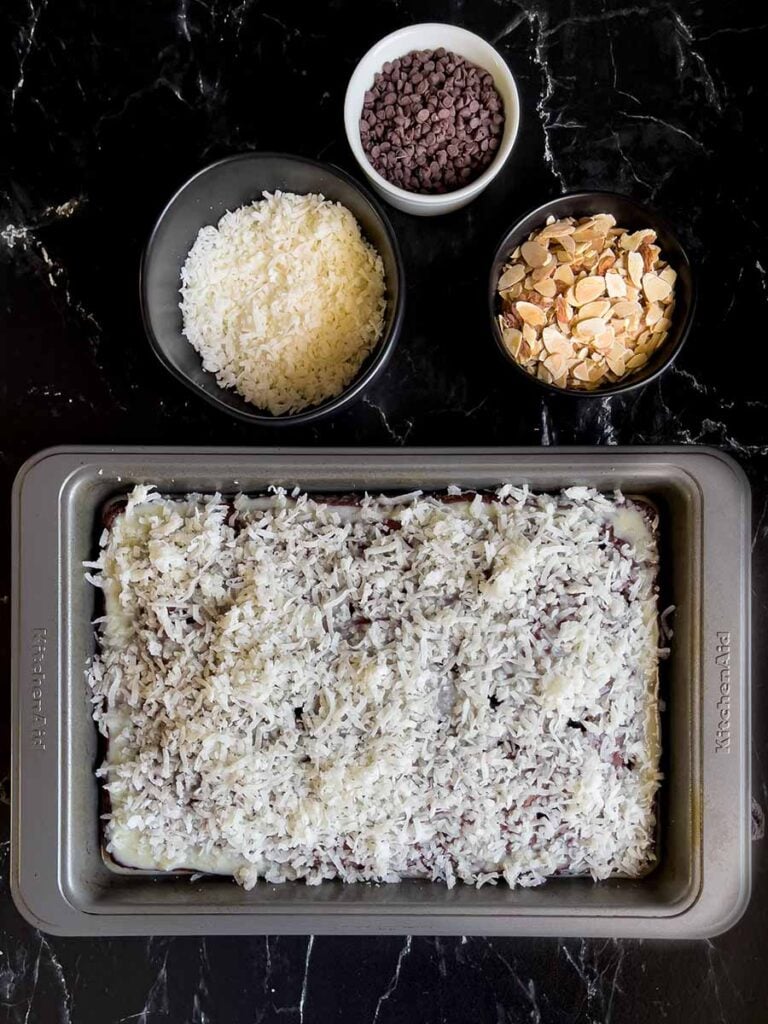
605, 271, 626, 298
591, 213, 617, 230
498, 264, 526, 290
592, 326, 616, 352
655, 316, 672, 332
537, 220, 576, 239
645, 302, 663, 327
521, 240, 550, 268
531, 259, 556, 282
522, 322, 537, 344
572, 224, 606, 243
543, 352, 568, 378
553, 264, 575, 286
650, 329, 668, 349
625, 283, 640, 302
542, 325, 571, 354
572, 360, 593, 382
515, 301, 547, 326
537, 362, 553, 382
502, 327, 523, 358
511, 246, 521, 259
620, 229, 656, 252
534, 277, 557, 298
596, 253, 616, 275
555, 295, 572, 328
577, 299, 612, 320
627, 251, 644, 288
605, 352, 626, 376
558, 234, 577, 254
573, 275, 606, 305
574, 317, 608, 339
611, 299, 642, 319
626, 351, 649, 370
642, 272, 672, 302
588, 361, 607, 382
640, 243, 659, 272
659, 266, 677, 287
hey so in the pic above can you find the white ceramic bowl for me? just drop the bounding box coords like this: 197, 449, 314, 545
344, 23, 520, 216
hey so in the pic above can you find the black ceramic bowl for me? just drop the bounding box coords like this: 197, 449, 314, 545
488, 192, 695, 397
140, 152, 405, 425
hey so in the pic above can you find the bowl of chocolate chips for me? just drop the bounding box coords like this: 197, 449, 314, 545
345, 24, 520, 216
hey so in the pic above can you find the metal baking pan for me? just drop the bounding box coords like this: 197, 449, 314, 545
10, 446, 751, 937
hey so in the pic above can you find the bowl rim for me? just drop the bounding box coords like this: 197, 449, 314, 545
488, 189, 697, 398
139, 151, 406, 426
343, 22, 520, 207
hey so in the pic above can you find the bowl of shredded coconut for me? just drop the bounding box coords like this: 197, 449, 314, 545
141, 153, 405, 424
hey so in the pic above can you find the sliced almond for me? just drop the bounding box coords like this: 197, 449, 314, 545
605, 271, 626, 298
650, 329, 668, 350
542, 325, 571, 354
502, 327, 523, 358
555, 295, 572, 328
521, 240, 550, 268
592, 213, 617, 231
645, 302, 663, 327
596, 253, 616, 275
537, 220, 576, 239
534, 277, 557, 298
573, 360, 593, 382
642, 272, 672, 303
626, 351, 649, 370
619, 229, 656, 252
553, 264, 575, 286
627, 251, 644, 288
640, 243, 659, 272
611, 299, 642, 319
499, 212, 675, 390
531, 259, 556, 283
498, 264, 526, 291
522, 323, 538, 345
605, 351, 626, 376
577, 299, 611, 320
573, 276, 606, 305
574, 317, 608, 339
516, 301, 547, 327
543, 352, 568, 378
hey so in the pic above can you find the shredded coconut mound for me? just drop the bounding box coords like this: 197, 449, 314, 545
179, 191, 387, 415
86, 485, 662, 890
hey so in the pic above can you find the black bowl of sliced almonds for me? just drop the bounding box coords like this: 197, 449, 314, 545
489, 192, 695, 396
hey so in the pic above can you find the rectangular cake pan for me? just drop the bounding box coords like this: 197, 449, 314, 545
11, 446, 751, 937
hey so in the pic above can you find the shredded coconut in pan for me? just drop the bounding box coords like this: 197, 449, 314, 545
86, 485, 662, 889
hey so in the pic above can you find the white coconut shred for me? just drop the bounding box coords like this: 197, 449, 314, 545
179, 191, 387, 416
86, 485, 662, 889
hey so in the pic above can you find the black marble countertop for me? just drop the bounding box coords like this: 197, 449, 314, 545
1, 1, 766, 1021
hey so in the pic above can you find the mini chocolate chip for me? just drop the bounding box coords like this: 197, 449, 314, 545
359, 46, 505, 195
